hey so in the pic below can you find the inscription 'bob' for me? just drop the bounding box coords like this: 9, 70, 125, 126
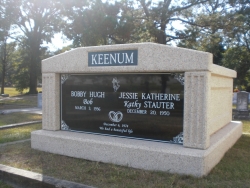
88, 50, 138, 67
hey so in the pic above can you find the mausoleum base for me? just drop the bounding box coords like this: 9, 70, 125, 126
31, 121, 242, 177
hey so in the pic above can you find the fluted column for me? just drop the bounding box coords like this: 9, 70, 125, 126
42, 73, 60, 130
183, 72, 211, 149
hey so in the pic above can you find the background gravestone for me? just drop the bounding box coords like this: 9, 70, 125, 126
234, 91, 250, 119
37, 93, 42, 108
232, 93, 237, 104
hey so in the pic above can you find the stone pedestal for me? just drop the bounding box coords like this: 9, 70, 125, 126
233, 110, 250, 120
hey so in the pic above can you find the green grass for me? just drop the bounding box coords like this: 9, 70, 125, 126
242, 120, 250, 133
0, 95, 39, 109
0, 181, 12, 188
0, 113, 42, 126
1, 87, 42, 96
0, 134, 249, 188
0, 97, 249, 187
0, 123, 41, 144
0, 120, 249, 187
0, 98, 34, 106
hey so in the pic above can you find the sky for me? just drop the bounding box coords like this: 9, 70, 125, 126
43, 33, 72, 52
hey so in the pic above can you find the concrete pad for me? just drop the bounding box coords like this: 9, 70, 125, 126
31, 121, 242, 177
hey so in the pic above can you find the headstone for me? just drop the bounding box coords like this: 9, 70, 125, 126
31, 43, 242, 177
234, 91, 250, 119
1, 94, 9, 97
232, 93, 237, 104
37, 92, 42, 108
236, 91, 249, 110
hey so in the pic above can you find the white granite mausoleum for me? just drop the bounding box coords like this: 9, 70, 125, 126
31, 43, 242, 177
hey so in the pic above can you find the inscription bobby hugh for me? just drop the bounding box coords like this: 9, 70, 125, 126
88, 50, 138, 67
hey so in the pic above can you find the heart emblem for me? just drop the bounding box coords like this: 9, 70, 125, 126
108, 111, 123, 122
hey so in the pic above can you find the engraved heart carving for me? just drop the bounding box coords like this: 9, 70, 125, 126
108, 111, 123, 123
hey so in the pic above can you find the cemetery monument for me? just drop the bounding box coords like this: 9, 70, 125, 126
31, 43, 242, 177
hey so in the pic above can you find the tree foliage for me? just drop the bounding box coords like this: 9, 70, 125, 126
177, 0, 250, 89
0, 0, 20, 94
13, 0, 63, 93
63, 0, 213, 47
1, 0, 250, 92
63, 0, 146, 46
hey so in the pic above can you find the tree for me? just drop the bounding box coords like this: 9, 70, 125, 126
178, 0, 250, 88
175, 0, 230, 64
0, 42, 17, 90
14, 0, 63, 94
128, 0, 213, 44
64, 0, 212, 47
63, 0, 140, 46
0, 0, 20, 94
225, 0, 250, 90
223, 47, 250, 91
178, 29, 226, 65
12, 38, 49, 92
11, 40, 30, 92
53, 45, 73, 55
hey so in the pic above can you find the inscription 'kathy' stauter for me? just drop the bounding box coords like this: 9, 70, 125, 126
118, 92, 180, 109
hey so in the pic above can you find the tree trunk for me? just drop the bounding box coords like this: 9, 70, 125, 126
157, 30, 166, 44
1, 63, 6, 94
29, 64, 37, 94
157, 0, 168, 45
1, 42, 7, 94
28, 40, 40, 94
28, 53, 38, 94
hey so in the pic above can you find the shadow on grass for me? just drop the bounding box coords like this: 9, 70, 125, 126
0, 124, 42, 144
0, 134, 250, 188
0, 180, 12, 188
0, 113, 42, 127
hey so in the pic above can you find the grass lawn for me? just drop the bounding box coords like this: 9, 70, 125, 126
0, 181, 12, 188
0, 113, 42, 126
242, 120, 250, 133
0, 96, 36, 106
1, 87, 42, 97
0, 133, 249, 188
0, 97, 249, 187
0, 123, 41, 144
0, 91, 40, 109
0, 121, 249, 187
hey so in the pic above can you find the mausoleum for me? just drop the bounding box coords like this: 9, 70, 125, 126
31, 43, 242, 177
